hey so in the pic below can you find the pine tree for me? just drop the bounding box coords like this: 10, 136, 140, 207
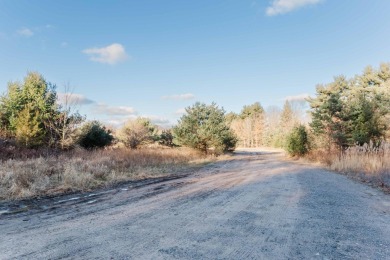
76, 121, 113, 149
173, 102, 237, 154
309, 64, 390, 149
240, 102, 264, 119
287, 124, 309, 157
349, 94, 384, 145
0, 72, 58, 145
309, 76, 350, 150
14, 105, 45, 148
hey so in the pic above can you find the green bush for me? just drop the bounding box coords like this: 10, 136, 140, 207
76, 121, 113, 149
173, 102, 237, 154
287, 125, 309, 157
159, 129, 175, 147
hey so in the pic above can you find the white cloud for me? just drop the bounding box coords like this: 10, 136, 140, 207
147, 115, 171, 126
105, 117, 135, 127
83, 43, 128, 65
105, 115, 171, 128
175, 108, 186, 115
266, 0, 322, 16
161, 93, 195, 100
57, 93, 95, 106
17, 28, 34, 37
16, 25, 54, 38
92, 103, 137, 116
284, 93, 310, 102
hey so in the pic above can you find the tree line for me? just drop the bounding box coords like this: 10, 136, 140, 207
0, 72, 170, 150
0, 72, 236, 154
227, 100, 303, 149
225, 63, 390, 156
1, 63, 389, 156
309, 63, 390, 151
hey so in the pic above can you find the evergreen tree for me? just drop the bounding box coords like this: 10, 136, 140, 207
0, 72, 58, 145
225, 112, 237, 125
14, 105, 45, 148
173, 102, 237, 154
158, 129, 175, 147
349, 94, 385, 145
286, 125, 309, 157
240, 102, 264, 119
309, 76, 350, 149
309, 64, 390, 149
76, 121, 113, 149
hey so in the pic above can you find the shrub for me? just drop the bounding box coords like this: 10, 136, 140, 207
173, 102, 237, 154
76, 121, 113, 149
286, 124, 309, 157
159, 129, 175, 147
117, 118, 157, 149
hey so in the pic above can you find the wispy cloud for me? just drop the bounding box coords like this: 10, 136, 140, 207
17, 27, 34, 37
266, 0, 322, 16
92, 103, 137, 116
61, 42, 68, 48
83, 43, 128, 65
57, 93, 95, 106
284, 93, 310, 102
105, 115, 171, 127
146, 115, 171, 126
16, 25, 54, 38
105, 117, 136, 127
174, 108, 186, 115
161, 93, 195, 100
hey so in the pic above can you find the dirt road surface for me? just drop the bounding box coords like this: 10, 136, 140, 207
1, 149, 389, 259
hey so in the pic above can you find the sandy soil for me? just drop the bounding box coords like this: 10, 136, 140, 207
0, 148, 389, 259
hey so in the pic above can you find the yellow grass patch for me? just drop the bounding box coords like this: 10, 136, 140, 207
0, 148, 207, 200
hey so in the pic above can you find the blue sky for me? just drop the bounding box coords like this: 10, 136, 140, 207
1, 0, 390, 127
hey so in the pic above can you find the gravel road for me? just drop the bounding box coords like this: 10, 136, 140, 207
1, 148, 389, 259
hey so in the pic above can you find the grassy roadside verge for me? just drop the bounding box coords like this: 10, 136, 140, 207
304, 143, 390, 193
0, 148, 211, 201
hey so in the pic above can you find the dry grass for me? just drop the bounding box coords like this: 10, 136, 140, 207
306, 142, 390, 190
0, 147, 208, 200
